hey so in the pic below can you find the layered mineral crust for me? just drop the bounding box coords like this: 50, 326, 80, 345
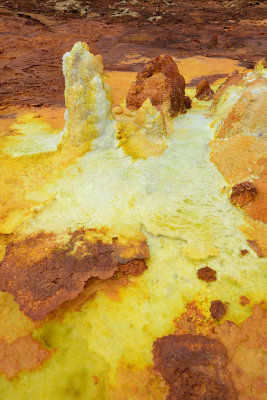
0, 229, 149, 320
126, 55, 187, 117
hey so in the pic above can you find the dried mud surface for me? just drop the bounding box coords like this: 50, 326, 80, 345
0, 0, 266, 108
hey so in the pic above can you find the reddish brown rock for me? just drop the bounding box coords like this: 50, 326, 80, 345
126, 55, 186, 117
153, 334, 238, 400
240, 249, 249, 256
197, 266, 217, 282
0, 336, 51, 379
184, 95, 192, 109
230, 181, 257, 208
195, 79, 214, 101
210, 300, 228, 320
0, 229, 149, 320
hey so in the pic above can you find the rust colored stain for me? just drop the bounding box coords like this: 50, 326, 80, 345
240, 295, 250, 306
247, 239, 264, 258
210, 300, 228, 320
214, 304, 267, 399
110, 363, 168, 400
230, 181, 258, 208
0, 335, 51, 379
197, 266, 217, 282
153, 334, 238, 400
0, 229, 149, 320
195, 78, 214, 100
126, 55, 187, 117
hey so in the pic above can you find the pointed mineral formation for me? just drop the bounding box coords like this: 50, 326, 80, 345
58, 42, 113, 154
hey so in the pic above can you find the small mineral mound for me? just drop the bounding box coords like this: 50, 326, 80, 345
195, 79, 214, 100
126, 55, 187, 117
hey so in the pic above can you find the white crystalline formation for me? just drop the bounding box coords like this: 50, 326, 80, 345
59, 42, 113, 153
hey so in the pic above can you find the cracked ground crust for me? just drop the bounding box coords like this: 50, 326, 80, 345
0, 229, 149, 320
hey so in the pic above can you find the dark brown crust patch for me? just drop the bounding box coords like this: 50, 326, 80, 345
126, 55, 186, 117
0, 229, 149, 320
195, 79, 214, 101
153, 334, 238, 400
240, 249, 249, 256
172, 302, 266, 399
230, 181, 257, 208
197, 266, 217, 282
210, 300, 228, 320
0, 336, 51, 379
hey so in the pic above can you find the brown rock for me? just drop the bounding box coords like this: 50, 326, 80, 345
0, 336, 51, 379
195, 79, 214, 101
197, 266, 217, 282
153, 334, 238, 400
230, 181, 257, 208
0, 229, 149, 320
210, 300, 228, 320
126, 55, 186, 117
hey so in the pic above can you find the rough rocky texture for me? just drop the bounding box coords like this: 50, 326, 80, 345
0, 1, 266, 109
195, 79, 214, 100
230, 181, 258, 208
172, 303, 267, 400
0, 229, 149, 320
0, 336, 51, 379
184, 95, 192, 109
197, 266, 217, 282
126, 55, 186, 117
153, 333, 238, 400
